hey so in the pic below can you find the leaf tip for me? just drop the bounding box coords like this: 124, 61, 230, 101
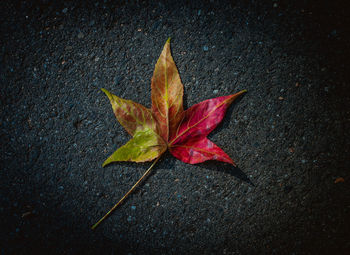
166, 37, 171, 44
233, 89, 247, 98
101, 88, 110, 96
101, 88, 115, 102
102, 158, 111, 167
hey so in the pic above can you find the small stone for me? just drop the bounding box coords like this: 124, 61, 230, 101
78, 32, 84, 39
324, 87, 329, 92
198, 10, 201, 16
131, 205, 136, 210
284, 186, 293, 194
62, 8, 68, 14
273, 3, 278, 8
127, 216, 132, 222
114, 76, 122, 85
278, 96, 284, 100
330, 29, 337, 37
203, 46, 209, 51
213, 89, 218, 94
94, 56, 100, 62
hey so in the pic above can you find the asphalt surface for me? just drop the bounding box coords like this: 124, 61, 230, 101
1, 0, 350, 254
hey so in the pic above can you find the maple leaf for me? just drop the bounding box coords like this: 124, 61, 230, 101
92, 38, 246, 229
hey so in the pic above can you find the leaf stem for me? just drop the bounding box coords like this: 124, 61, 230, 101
91, 156, 161, 230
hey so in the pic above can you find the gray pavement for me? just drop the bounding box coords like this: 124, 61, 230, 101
1, 0, 349, 254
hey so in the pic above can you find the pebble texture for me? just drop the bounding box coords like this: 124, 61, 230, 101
1, 0, 349, 254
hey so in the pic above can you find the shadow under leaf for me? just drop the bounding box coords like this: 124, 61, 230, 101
198, 160, 255, 186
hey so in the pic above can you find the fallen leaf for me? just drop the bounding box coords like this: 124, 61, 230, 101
27, 118, 32, 129
22, 211, 32, 218
334, 177, 345, 183
93, 38, 246, 229
102, 38, 245, 166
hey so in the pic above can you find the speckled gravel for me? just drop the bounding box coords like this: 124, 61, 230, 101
1, 0, 349, 254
